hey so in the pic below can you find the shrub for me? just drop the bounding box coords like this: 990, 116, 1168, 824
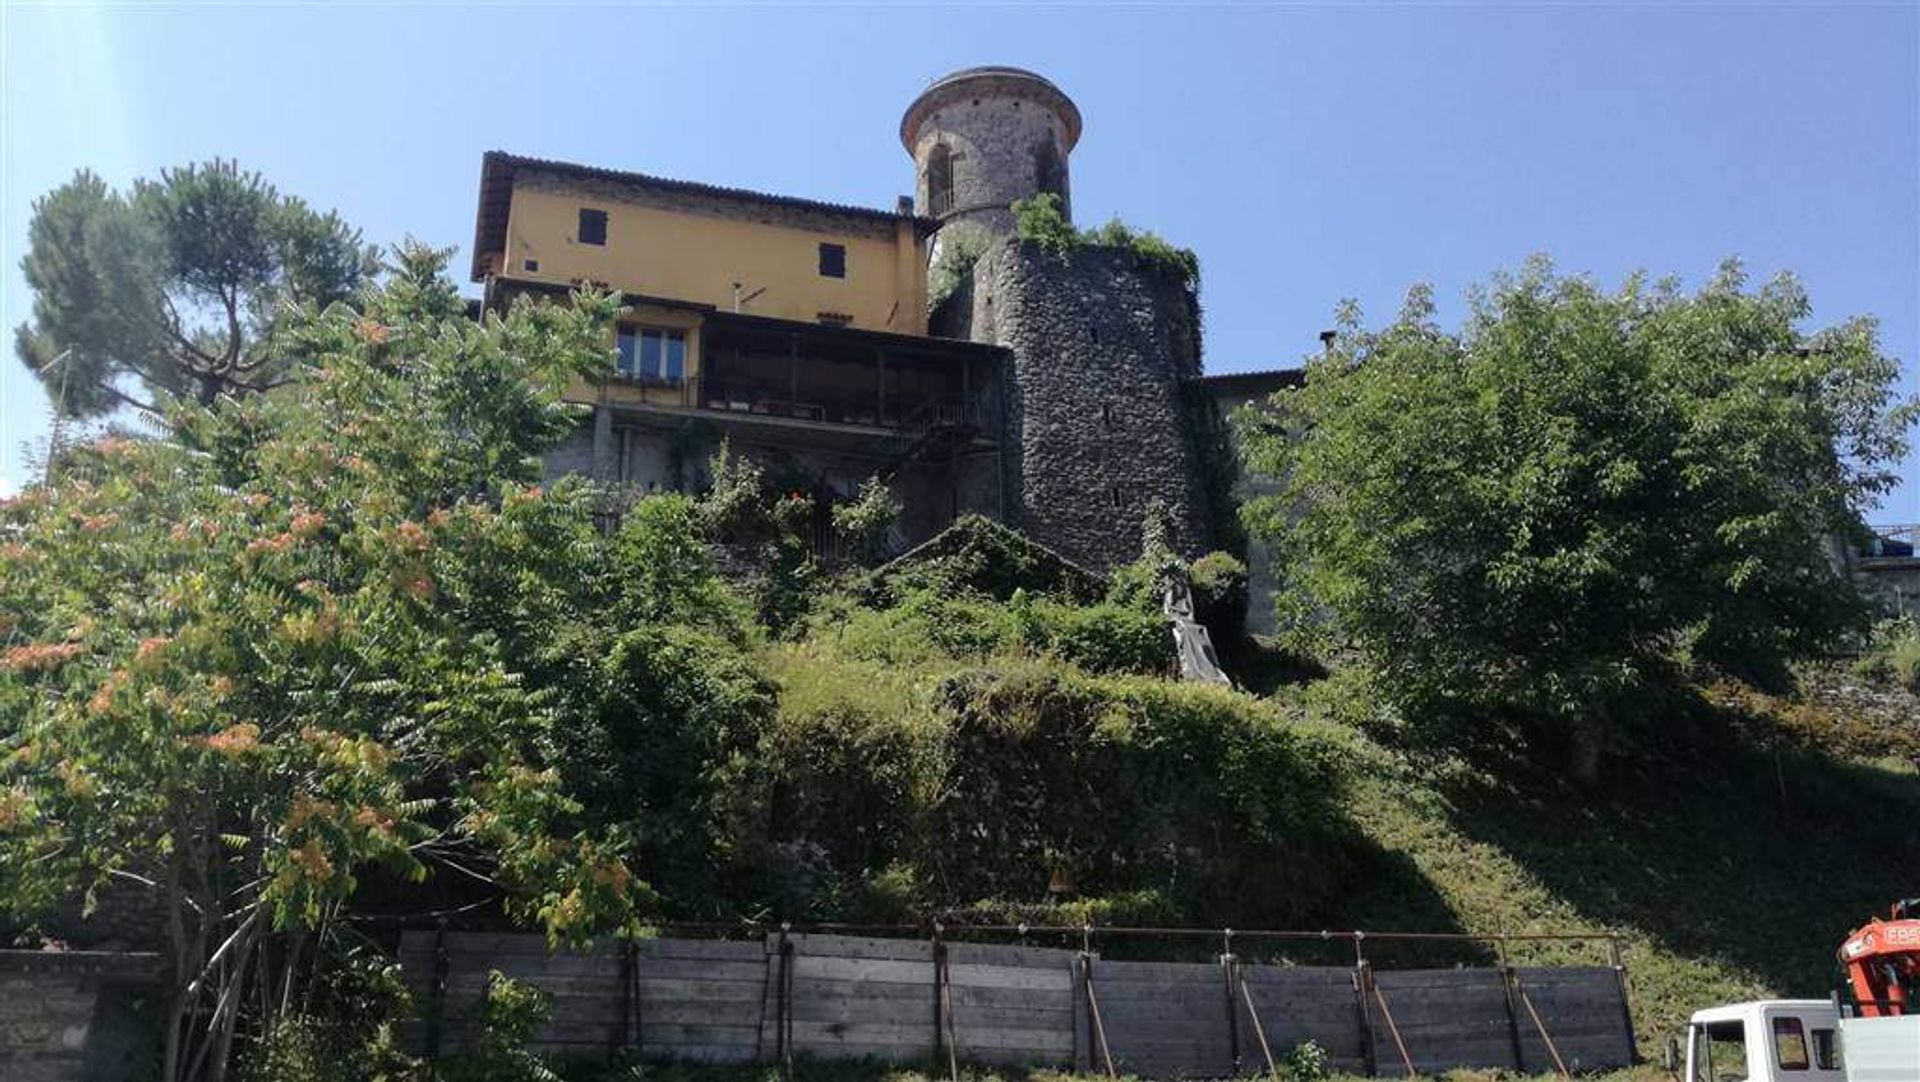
1282, 1039, 1330, 1082
1012, 192, 1081, 258
440, 972, 560, 1082
869, 514, 1102, 604
1013, 193, 1200, 289
929, 665, 1355, 923
1020, 595, 1172, 675
928, 228, 989, 310
1190, 550, 1250, 645
1854, 618, 1920, 694
831, 475, 902, 568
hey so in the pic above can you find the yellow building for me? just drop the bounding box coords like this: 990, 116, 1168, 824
468, 150, 1007, 544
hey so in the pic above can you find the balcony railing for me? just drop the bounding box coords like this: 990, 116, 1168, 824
1862, 525, 1919, 560
606, 373, 995, 436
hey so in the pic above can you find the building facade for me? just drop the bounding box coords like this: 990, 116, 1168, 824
469, 67, 1256, 570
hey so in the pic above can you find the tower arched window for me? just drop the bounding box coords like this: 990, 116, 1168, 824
927, 143, 954, 217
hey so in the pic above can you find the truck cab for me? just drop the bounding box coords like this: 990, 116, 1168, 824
1686, 1001, 1845, 1082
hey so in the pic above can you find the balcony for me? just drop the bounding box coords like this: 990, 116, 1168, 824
601, 310, 1005, 452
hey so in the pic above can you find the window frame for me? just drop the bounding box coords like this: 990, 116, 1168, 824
818, 242, 847, 279
578, 207, 609, 246
1772, 1016, 1810, 1072
614, 326, 687, 385
927, 143, 954, 216
1810, 1027, 1840, 1071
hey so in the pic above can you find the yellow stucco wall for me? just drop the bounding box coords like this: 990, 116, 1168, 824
505, 187, 927, 335
563, 303, 706, 408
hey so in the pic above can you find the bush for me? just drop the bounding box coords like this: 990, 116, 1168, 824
869, 514, 1102, 604
928, 229, 989, 310
1017, 594, 1172, 675
1853, 618, 1920, 693
928, 665, 1355, 922
831, 475, 903, 568
1190, 550, 1249, 645
1013, 193, 1200, 288
439, 972, 560, 1082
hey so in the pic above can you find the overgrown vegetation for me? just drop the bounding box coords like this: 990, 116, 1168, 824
1240, 257, 1916, 782
7, 233, 1917, 1082
927, 229, 989, 311
1852, 616, 1920, 693
1011, 193, 1199, 288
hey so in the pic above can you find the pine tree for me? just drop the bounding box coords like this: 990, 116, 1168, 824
14, 160, 377, 419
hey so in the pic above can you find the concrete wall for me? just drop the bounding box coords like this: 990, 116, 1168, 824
505, 168, 926, 335
966, 239, 1213, 571
0, 952, 160, 1082
1858, 558, 1920, 617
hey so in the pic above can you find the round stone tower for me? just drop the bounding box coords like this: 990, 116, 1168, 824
900, 66, 1082, 242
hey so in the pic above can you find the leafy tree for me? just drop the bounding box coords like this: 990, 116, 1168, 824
0, 245, 637, 1082
15, 160, 377, 418
1241, 258, 1915, 779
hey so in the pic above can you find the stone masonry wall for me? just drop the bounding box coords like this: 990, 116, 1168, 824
907, 79, 1074, 238
0, 952, 160, 1082
968, 239, 1212, 570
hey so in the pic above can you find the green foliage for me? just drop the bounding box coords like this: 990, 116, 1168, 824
1011, 193, 1200, 288
1241, 257, 1916, 777
1281, 1040, 1331, 1082
1851, 617, 1920, 693
830, 588, 1169, 676
439, 972, 561, 1082
831, 475, 901, 567
0, 243, 642, 1080
1011, 193, 1081, 258
693, 443, 822, 633
927, 229, 989, 311
1083, 217, 1202, 287
1011, 591, 1173, 675
869, 515, 1102, 604
1189, 551, 1250, 646
15, 160, 378, 418
927, 665, 1353, 924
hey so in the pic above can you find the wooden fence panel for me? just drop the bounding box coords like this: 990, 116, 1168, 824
394, 931, 1635, 1079
1368, 968, 1519, 1077
1510, 966, 1636, 1073
945, 941, 1081, 1068
758, 933, 1081, 1068
1234, 965, 1368, 1076
1086, 959, 1235, 1079
397, 931, 768, 1063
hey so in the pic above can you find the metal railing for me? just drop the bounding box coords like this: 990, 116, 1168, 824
1862, 524, 1919, 560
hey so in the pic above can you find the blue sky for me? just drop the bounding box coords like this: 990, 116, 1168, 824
2, 2, 1916, 520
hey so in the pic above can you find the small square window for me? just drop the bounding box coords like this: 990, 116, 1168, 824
523, 258, 540, 273
578, 208, 608, 246
818, 242, 846, 279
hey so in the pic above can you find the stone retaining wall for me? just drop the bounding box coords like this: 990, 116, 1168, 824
0, 950, 161, 1082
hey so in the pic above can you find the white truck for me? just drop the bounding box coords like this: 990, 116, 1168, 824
1684, 1000, 1920, 1082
